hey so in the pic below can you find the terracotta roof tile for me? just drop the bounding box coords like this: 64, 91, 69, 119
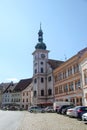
48, 59, 64, 70
13, 78, 32, 92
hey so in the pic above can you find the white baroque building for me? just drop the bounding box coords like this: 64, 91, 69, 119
32, 25, 63, 107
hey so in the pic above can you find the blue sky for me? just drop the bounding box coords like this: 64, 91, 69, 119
0, 0, 87, 83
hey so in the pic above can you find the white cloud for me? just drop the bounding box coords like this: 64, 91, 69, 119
5, 78, 19, 83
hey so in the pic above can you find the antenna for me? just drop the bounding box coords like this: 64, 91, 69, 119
64, 54, 67, 61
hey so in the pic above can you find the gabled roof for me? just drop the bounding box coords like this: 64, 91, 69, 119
0, 83, 11, 92
3, 82, 16, 93
48, 59, 64, 70
13, 78, 32, 92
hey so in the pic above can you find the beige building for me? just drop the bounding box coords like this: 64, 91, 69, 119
53, 48, 87, 106
21, 83, 32, 109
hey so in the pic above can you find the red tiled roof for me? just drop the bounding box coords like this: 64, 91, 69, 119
13, 78, 32, 92
48, 59, 64, 70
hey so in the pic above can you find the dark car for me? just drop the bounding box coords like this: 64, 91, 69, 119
62, 105, 75, 115
77, 106, 87, 120
57, 105, 71, 114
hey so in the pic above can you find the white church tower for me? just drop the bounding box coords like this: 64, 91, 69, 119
32, 25, 54, 107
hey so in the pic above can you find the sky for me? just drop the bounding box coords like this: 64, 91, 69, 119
0, 0, 87, 83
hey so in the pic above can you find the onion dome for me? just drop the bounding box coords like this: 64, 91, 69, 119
35, 24, 47, 50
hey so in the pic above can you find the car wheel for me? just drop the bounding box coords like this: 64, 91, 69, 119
41, 110, 45, 113
30, 110, 33, 113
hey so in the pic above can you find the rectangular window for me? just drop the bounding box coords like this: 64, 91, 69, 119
34, 78, 37, 83
63, 71, 67, 79
48, 76, 51, 82
34, 90, 37, 97
41, 90, 44, 96
59, 85, 63, 93
69, 82, 74, 91
41, 77, 44, 83
84, 70, 87, 85
41, 68, 44, 73
75, 80, 81, 89
74, 64, 79, 73
64, 85, 68, 92
27, 92, 28, 96
48, 89, 52, 96
55, 87, 58, 94
26, 98, 28, 102
34, 69, 37, 74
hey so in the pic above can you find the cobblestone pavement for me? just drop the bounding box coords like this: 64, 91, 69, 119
18, 112, 87, 130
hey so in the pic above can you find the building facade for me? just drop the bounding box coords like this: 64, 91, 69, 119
2, 78, 32, 109
53, 48, 87, 106
80, 51, 87, 106
32, 25, 63, 107
21, 83, 32, 109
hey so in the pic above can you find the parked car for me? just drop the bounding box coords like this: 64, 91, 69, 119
82, 113, 87, 123
53, 101, 73, 112
28, 106, 45, 113
57, 105, 72, 114
76, 106, 87, 120
62, 105, 75, 115
66, 106, 81, 117
44, 106, 54, 113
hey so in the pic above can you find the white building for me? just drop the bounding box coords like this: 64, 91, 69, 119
2, 82, 17, 106
32, 25, 63, 107
2, 79, 32, 109
80, 51, 87, 106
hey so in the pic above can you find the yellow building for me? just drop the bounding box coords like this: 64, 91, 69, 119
53, 48, 87, 106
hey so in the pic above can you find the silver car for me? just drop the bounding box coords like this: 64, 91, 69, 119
66, 106, 81, 117
44, 106, 54, 113
28, 106, 45, 113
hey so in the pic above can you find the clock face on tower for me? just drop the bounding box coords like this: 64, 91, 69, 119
41, 54, 45, 58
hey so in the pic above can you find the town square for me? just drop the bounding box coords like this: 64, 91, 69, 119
0, 0, 87, 130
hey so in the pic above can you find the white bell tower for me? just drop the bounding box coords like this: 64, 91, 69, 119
32, 24, 49, 105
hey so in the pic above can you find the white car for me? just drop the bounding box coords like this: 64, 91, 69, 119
82, 113, 87, 123
66, 106, 81, 117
